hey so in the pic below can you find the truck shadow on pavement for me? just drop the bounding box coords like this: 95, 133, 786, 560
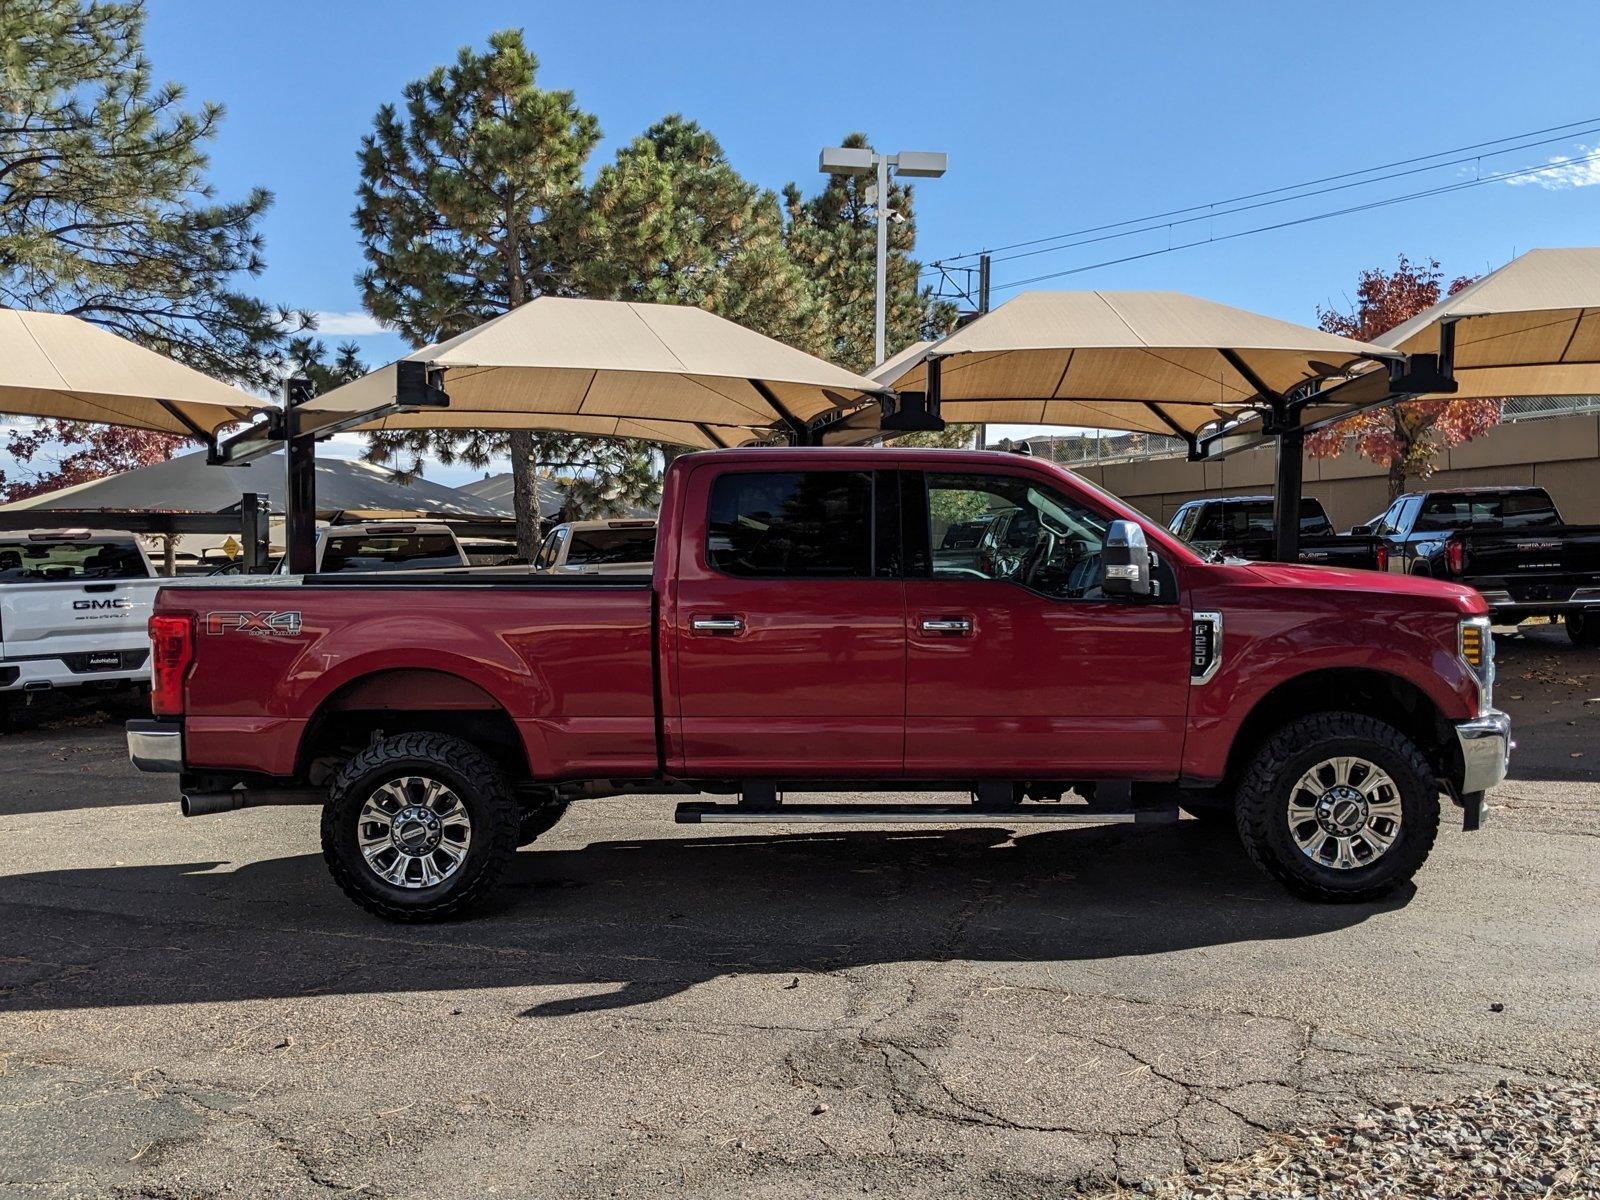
0, 820, 1410, 1017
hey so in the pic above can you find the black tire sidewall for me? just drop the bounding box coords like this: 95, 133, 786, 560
324, 737, 515, 917
1238, 717, 1439, 900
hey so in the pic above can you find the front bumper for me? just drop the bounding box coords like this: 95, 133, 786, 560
126, 719, 183, 773
1455, 708, 1512, 795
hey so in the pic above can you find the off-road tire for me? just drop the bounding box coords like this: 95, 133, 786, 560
1235, 712, 1440, 902
322, 732, 519, 922
1567, 611, 1600, 647
518, 801, 569, 846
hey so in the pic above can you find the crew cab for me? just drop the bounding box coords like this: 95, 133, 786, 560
127, 449, 1510, 921
1168, 496, 1386, 570
532, 519, 656, 575
1367, 486, 1600, 643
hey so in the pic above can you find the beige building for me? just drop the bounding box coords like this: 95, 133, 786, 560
1054, 409, 1600, 531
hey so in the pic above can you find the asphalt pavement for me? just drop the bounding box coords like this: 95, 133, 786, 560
0, 623, 1595, 1198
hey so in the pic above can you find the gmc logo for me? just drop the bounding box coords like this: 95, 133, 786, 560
204, 610, 303, 638
73, 598, 131, 610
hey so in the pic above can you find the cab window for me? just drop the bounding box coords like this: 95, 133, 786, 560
706, 471, 874, 579
922, 472, 1112, 599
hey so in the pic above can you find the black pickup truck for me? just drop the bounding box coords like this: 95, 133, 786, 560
1366, 486, 1600, 644
1168, 496, 1386, 571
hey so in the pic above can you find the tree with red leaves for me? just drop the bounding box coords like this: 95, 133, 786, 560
1307, 255, 1501, 500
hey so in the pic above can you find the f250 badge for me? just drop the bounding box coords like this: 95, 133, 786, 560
205, 610, 303, 638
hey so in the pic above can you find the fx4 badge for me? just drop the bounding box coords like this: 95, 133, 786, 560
205, 610, 303, 638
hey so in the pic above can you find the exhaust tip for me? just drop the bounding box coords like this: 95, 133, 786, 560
179, 791, 242, 818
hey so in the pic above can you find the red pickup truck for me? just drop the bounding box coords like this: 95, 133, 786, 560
126, 448, 1510, 921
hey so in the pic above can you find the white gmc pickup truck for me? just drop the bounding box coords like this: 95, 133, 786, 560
0, 530, 166, 709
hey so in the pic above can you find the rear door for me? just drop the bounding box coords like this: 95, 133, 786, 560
670, 465, 905, 776
901, 469, 1191, 778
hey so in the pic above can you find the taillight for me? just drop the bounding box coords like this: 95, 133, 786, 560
1445, 539, 1465, 576
1375, 545, 1389, 573
148, 614, 193, 716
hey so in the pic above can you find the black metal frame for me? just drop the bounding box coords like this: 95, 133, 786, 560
0, 497, 271, 573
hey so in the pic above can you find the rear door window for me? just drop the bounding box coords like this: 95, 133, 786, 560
706, 471, 874, 578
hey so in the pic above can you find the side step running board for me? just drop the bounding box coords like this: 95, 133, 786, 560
674, 802, 1178, 825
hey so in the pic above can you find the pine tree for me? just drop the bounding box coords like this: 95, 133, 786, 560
354, 30, 600, 556
0, 0, 307, 383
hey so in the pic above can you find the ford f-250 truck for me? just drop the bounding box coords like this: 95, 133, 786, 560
126, 448, 1511, 921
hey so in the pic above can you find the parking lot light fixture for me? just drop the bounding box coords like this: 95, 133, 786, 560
820, 146, 948, 365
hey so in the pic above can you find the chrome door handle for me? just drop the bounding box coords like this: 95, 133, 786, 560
920, 617, 972, 634
692, 616, 744, 633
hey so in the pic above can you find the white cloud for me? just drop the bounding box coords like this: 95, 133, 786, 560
312, 310, 389, 336
1505, 145, 1600, 191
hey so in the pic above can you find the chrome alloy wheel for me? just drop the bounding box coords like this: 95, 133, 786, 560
1286, 756, 1403, 871
357, 776, 473, 889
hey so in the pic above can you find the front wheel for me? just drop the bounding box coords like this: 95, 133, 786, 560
321, 732, 520, 922
1234, 713, 1439, 902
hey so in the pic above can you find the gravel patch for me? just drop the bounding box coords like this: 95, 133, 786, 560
1119, 1080, 1600, 1198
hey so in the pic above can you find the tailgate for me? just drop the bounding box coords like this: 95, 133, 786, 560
1296, 535, 1382, 569
0, 579, 161, 661
1463, 526, 1600, 596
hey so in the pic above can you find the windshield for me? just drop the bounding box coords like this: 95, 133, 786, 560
319, 533, 461, 572
565, 527, 656, 566
0, 539, 147, 582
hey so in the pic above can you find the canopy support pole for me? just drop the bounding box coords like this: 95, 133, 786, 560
283, 377, 317, 575
750, 379, 815, 445
1270, 422, 1306, 564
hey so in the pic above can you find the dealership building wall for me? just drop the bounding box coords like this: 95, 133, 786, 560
1070, 411, 1600, 531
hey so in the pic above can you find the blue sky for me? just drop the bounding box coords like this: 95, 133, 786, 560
92, 1, 1600, 481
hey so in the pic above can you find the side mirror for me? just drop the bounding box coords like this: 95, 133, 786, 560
1350, 524, 1373, 536
1101, 520, 1153, 598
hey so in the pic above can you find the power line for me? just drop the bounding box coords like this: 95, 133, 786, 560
925, 115, 1600, 276
988, 148, 1600, 292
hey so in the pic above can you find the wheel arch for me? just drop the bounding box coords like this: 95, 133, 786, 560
1221, 667, 1457, 792
299, 667, 532, 784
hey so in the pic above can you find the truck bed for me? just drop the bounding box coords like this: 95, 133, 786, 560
1455, 524, 1600, 612
161, 575, 659, 780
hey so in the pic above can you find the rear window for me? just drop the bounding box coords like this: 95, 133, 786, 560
0, 539, 147, 582
1415, 492, 1560, 532
565, 528, 656, 566
1190, 499, 1331, 541
706, 471, 872, 578
319, 533, 461, 573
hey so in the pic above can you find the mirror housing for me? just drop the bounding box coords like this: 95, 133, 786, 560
1101, 520, 1153, 598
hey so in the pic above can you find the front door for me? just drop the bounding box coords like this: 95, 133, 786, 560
902, 469, 1191, 778
670, 466, 905, 777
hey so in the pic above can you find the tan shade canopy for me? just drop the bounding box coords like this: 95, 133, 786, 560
0, 309, 269, 436
1377, 247, 1600, 398
884, 291, 1400, 436
302, 297, 885, 446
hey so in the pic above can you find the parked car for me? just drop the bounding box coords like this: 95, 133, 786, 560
128, 448, 1508, 921
1168, 496, 1387, 570
1366, 486, 1600, 643
533, 519, 656, 575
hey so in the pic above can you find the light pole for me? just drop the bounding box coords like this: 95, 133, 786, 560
819, 146, 947, 367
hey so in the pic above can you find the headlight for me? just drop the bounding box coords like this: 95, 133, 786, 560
1459, 616, 1494, 715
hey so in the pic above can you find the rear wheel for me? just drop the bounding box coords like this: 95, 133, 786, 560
1234, 712, 1439, 902
1567, 610, 1600, 647
322, 732, 519, 922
